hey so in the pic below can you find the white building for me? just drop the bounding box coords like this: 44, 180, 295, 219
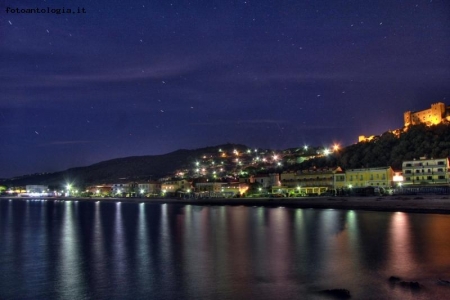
402, 157, 449, 185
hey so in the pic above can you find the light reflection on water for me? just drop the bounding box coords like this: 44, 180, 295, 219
1, 199, 450, 299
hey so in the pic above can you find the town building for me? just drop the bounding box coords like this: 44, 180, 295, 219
345, 167, 394, 188
86, 185, 112, 195
137, 181, 161, 196
239, 175, 255, 184
278, 167, 342, 195
333, 170, 346, 189
26, 185, 48, 194
254, 173, 280, 188
111, 182, 137, 196
195, 182, 226, 192
161, 179, 193, 193
402, 157, 449, 185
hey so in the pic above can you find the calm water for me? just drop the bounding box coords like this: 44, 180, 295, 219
1, 199, 450, 299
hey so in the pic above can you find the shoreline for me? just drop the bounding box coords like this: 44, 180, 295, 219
3, 195, 450, 214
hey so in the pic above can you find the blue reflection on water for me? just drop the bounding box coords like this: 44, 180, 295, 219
1, 199, 450, 299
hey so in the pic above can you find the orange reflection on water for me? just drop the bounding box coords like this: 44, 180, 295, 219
388, 212, 414, 274
423, 214, 450, 266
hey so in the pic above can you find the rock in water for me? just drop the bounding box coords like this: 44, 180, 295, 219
320, 288, 351, 299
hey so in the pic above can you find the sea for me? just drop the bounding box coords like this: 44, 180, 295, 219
1, 198, 450, 299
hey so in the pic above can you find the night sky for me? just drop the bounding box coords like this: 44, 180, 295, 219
1, 0, 449, 178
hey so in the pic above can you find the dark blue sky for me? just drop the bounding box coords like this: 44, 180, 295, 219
1, 0, 449, 178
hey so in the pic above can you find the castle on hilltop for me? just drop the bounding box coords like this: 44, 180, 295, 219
404, 102, 450, 127
359, 101, 449, 143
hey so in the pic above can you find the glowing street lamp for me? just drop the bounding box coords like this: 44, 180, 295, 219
66, 184, 72, 196
333, 144, 340, 151
323, 148, 330, 155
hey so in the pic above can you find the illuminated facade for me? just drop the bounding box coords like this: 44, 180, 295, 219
161, 179, 192, 192
87, 185, 112, 195
358, 135, 376, 143
333, 171, 346, 189
402, 157, 449, 185
345, 167, 394, 188
404, 102, 450, 127
26, 185, 48, 194
138, 181, 161, 195
280, 167, 342, 190
111, 183, 137, 195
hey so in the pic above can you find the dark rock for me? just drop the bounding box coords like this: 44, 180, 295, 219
320, 288, 351, 299
438, 279, 450, 286
388, 276, 401, 282
399, 281, 421, 290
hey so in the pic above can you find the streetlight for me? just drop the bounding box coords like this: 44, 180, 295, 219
66, 184, 72, 196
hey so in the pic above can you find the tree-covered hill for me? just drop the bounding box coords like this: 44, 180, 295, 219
300, 123, 450, 170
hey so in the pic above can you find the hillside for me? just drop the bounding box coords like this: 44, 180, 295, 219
298, 123, 450, 170
0, 143, 248, 187
2, 123, 450, 188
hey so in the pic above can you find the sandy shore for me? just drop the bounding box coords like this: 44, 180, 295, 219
3, 194, 450, 214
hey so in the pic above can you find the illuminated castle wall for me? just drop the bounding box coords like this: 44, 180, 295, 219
404, 102, 450, 127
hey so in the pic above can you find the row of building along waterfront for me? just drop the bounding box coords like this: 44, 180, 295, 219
8, 157, 450, 198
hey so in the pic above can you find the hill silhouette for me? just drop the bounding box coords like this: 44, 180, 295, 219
0, 143, 248, 187
2, 123, 450, 188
